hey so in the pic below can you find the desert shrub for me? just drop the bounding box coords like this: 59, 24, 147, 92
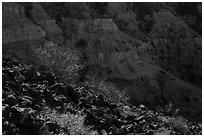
150, 11, 189, 40
38, 107, 98, 135
35, 41, 82, 83
86, 77, 129, 104
167, 116, 189, 133
158, 115, 189, 133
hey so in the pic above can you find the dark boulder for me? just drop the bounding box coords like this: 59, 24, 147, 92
5, 94, 17, 107
2, 104, 10, 120
45, 122, 60, 134
20, 96, 33, 108
61, 85, 80, 104
2, 120, 20, 135
23, 65, 38, 82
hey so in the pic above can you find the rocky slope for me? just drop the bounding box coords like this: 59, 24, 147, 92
59, 16, 202, 122
2, 56, 202, 135
2, 2, 202, 133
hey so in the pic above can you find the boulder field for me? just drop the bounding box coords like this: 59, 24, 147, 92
2, 55, 202, 135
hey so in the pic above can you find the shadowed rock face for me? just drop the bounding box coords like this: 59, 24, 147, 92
31, 3, 64, 44
67, 18, 201, 122
2, 3, 46, 44
2, 3, 46, 64
2, 2, 202, 122
149, 11, 202, 87
2, 2, 64, 64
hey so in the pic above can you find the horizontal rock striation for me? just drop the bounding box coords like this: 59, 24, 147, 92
2, 2, 202, 123
67, 18, 202, 122
88, 19, 118, 32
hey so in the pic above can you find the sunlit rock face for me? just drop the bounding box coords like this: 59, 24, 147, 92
31, 3, 64, 44
63, 18, 201, 122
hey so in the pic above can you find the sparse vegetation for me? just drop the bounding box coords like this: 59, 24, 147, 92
86, 76, 129, 104
2, 56, 202, 135
35, 41, 82, 83
2, 2, 202, 135
38, 107, 98, 135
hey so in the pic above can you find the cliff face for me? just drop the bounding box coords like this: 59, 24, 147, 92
149, 11, 202, 87
2, 3, 46, 64
31, 3, 64, 44
2, 2, 64, 64
2, 3, 46, 44
2, 2, 202, 122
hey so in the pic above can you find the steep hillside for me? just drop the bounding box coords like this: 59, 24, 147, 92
2, 56, 202, 135
2, 2, 202, 134
2, 2, 46, 64
59, 16, 201, 122
41, 2, 201, 87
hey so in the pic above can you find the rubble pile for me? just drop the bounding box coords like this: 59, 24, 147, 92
2, 56, 202, 135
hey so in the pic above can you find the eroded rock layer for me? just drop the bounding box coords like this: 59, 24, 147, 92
2, 3, 46, 44
31, 3, 64, 44
65, 18, 201, 122
2, 2, 202, 123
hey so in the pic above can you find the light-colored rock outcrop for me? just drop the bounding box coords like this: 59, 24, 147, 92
88, 19, 118, 32
62, 18, 118, 33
